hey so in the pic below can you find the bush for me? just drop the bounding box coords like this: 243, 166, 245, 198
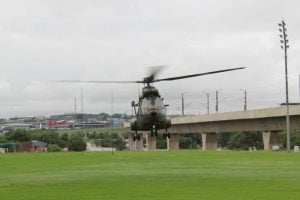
47, 144, 61, 152
68, 135, 86, 151
179, 135, 198, 149
227, 132, 263, 150
156, 135, 167, 149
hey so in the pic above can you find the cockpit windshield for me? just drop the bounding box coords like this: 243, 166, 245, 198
140, 97, 165, 115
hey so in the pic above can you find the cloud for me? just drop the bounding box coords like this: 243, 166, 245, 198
0, 0, 299, 118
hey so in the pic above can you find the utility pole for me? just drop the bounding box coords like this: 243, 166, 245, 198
111, 89, 114, 129
215, 89, 222, 113
215, 90, 219, 113
240, 89, 247, 111
80, 88, 84, 113
202, 92, 210, 115
279, 20, 290, 151
207, 93, 210, 114
181, 93, 184, 115
74, 97, 77, 113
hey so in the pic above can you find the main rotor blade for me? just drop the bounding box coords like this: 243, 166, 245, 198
154, 67, 245, 82
50, 80, 144, 84
147, 65, 167, 82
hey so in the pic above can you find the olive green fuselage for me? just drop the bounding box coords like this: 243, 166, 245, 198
131, 113, 171, 131
131, 85, 171, 132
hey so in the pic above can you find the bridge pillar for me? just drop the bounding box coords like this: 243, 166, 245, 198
136, 135, 144, 151
262, 131, 281, 150
128, 134, 135, 151
167, 134, 179, 150
146, 133, 156, 151
128, 134, 144, 151
202, 133, 217, 150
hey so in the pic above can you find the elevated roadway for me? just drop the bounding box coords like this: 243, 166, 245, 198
128, 105, 300, 151
170, 105, 300, 133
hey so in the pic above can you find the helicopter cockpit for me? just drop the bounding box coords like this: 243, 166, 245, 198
140, 97, 166, 116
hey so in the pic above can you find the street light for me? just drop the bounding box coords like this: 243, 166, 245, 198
278, 20, 291, 151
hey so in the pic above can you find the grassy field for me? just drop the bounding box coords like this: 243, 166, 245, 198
1, 151, 300, 200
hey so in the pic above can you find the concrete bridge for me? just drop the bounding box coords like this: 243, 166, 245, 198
128, 105, 300, 151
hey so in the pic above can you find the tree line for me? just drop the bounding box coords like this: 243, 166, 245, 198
1, 129, 299, 151
0, 129, 87, 152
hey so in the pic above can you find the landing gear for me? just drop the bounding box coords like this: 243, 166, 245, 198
167, 132, 170, 139
150, 125, 158, 137
131, 121, 141, 141
163, 130, 171, 139
133, 133, 141, 141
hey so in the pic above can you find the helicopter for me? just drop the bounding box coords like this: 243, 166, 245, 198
55, 66, 245, 141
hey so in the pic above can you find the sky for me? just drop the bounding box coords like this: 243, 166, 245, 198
0, 0, 300, 118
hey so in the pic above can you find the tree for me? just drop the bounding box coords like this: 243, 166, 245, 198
98, 112, 109, 121
280, 130, 300, 148
6, 129, 31, 142
47, 144, 61, 152
218, 132, 231, 148
97, 132, 126, 150
0, 135, 7, 143
68, 135, 86, 151
227, 132, 263, 150
156, 135, 167, 149
59, 133, 69, 148
179, 135, 199, 149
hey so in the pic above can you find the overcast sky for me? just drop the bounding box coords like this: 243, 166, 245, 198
0, 0, 300, 118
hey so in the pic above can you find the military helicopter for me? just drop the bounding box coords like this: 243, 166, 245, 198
55, 66, 244, 141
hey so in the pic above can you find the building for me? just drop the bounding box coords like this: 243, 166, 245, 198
49, 113, 99, 123
18, 140, 47, 152
49, 113, 109, 129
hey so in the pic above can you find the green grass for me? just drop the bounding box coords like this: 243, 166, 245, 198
1, 151, 300, 200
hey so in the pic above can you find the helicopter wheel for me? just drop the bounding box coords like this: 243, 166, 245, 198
136, 133, 141, 141
167, 133, 171, 139
150, 129, 154, 137
154, 127, 158, 137
134, 124, 138, 140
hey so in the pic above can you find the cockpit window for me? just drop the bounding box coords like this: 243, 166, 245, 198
140, 97, 165, 115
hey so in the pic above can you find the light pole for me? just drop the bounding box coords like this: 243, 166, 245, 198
278, 20, 290, 151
